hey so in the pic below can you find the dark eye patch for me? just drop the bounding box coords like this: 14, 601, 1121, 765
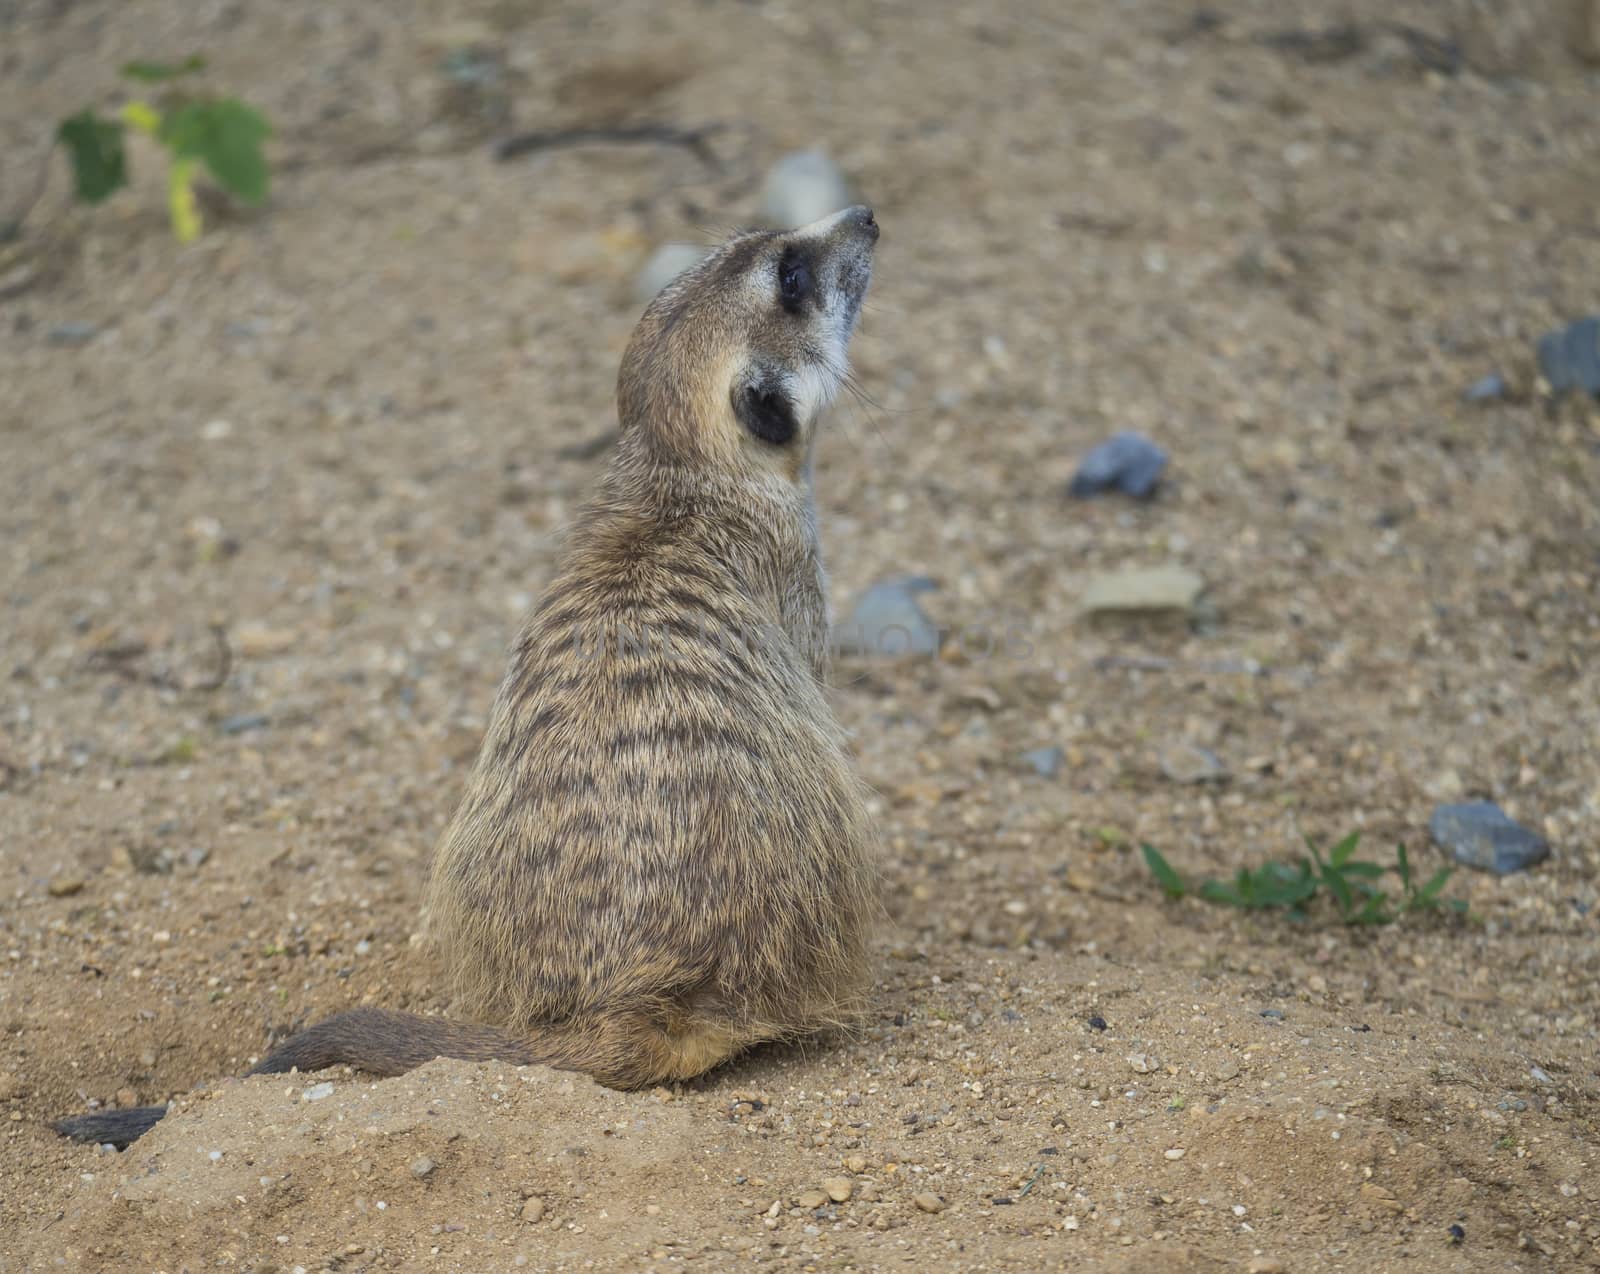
777, 246, 814, 313
733, 378, 799, 446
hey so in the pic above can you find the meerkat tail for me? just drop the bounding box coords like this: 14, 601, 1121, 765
245, 1006, 549, 1078
54, 1104, 170, 1149
55, 1009, 561, 1149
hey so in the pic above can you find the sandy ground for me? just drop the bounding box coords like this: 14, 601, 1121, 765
2, 1, 1598, 1270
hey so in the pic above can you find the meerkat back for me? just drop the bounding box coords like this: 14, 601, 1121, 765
422, 206, 883, 1086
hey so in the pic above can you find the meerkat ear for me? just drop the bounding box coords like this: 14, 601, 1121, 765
734, 379, 799, 447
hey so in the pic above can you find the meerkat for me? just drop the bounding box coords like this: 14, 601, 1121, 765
56, 205, 882, 1149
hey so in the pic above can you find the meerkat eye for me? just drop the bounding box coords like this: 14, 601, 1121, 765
777, 248, 813, 313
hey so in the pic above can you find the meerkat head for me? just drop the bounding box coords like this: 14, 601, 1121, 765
617, 205, 879, 480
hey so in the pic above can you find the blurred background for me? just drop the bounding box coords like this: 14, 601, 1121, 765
2, 2, 1598, 1269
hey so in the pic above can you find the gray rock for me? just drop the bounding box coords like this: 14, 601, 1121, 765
1536, 316, 1600, 398
1463, 373, 1508, 402
1159, 742, 1227, 785
1080, 565, 1204, 618
1068, 432, 1168, 499
759, 150, 852, 229
219, 713, 270, 736
46, 321, 98, 347
1021, 746, 1064, 778
633, 243, 709, 305
833, 576, 940, 658
1429, 802, 1550, 875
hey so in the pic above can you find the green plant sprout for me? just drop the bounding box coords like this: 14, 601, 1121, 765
1141, 834, 1464, 926
56, 57, 269, 242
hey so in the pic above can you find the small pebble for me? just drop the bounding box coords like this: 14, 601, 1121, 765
913, 1192, 946, 1214
1020, 746, 1064, 778
410, 1156, 436, 1178
520, 1196, 546, 1223
1429, 802, 1550, 875
1463, 373, 1507, 402
822, 1176, 853, 1203
45, 321, 99, 347
633, 243, 708, 305
759, 150, 852, 229
301, 1082, 335, 1102
1068, 431, 1168, 499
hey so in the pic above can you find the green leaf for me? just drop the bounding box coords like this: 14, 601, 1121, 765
1337, 861, 1386, 880
1141, 844, 1187, 900
158, 98, 270, 203
121, 55, 207, 82
1414, 868, 1454, 904
57, 110, 128, 203
1199, 877, 1247, 907
1319, 860, 1355, 917
1349, 893, 1394, 925
1329, 832, 1361, 868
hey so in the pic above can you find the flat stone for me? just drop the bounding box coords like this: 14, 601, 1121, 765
1429, 801, 1550, 875
1080, 566, 1204, 618
1068, 431, 1168, 499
